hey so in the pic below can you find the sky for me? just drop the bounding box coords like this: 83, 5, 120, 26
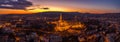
0, 0, 120, 14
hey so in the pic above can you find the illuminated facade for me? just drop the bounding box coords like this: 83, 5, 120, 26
51, 14, 85, 32
52, 14, 70, 31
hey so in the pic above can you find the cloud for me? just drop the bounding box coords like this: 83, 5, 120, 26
0, 0, 33, 9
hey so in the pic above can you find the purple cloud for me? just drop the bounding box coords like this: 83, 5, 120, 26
0, 0, 33, 9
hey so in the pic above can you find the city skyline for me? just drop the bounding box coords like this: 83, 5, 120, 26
0, 0, 120, 42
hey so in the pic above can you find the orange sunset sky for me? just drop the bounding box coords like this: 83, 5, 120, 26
0, 0, 120, 14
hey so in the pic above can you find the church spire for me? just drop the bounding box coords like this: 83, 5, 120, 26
58, 13, 63, 22
60, 13, 63, 21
